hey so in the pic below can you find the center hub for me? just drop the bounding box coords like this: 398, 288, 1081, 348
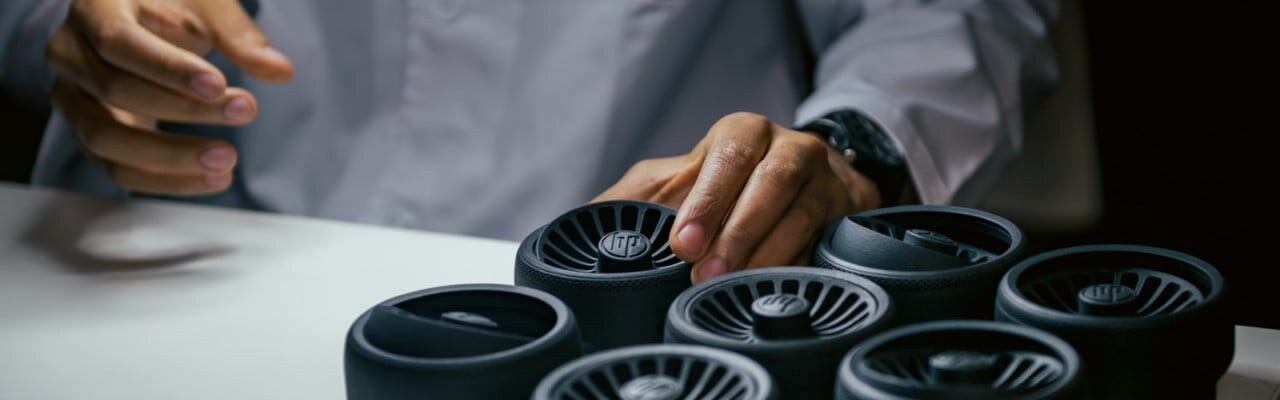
902, 228, 960, 256
749, 293, 816, 340
619, 375, 682, 400
1076, 283, 1139, 316
928, 350, 999, 384
596, 230, 653, 273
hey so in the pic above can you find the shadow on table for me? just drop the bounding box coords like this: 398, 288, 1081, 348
20, 194, 232, 275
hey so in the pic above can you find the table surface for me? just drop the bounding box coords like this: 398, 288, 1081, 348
1, 183, 1277, 400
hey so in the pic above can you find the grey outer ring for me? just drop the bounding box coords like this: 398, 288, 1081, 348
532, 344, 776, 400
813, 205, 1025, 285
838, 320, 1082, 400
346, 284, 577, 371
665, 267, 894, 353
995, 244, 1227, 333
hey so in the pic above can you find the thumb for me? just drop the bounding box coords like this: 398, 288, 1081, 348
200, 2, 294, 83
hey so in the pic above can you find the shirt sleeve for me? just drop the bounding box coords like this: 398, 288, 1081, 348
794, 0, 1060, 206
0, 0, 69, 109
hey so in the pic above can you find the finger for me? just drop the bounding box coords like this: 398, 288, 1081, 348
743, 189, 829, 269
696, 134, 828, 276
100, 161, 234, 196
671, 112, 774, 263
52, 79, 238, 176
67, 1, 228, 100
197, 1, 294, 82
98, 69, 257, 125
137, 2, 215, 54
593, 156, 699, 209
48, 31, 256, 125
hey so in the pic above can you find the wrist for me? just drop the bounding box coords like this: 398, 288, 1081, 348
795, 109, 908, 207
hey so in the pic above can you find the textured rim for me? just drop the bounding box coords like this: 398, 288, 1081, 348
518, 201, 691, 283
534, 344, 774, 400
347, 284, 575, 370
997, 244, 1225, 328
814, 205, 1024, 282
840, 320, 1080, 399
667, 267, 892, 350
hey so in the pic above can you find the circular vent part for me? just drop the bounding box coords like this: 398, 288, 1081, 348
995, 244, 1233, 399
837, 320, 1082, 400
666, 267, 893, 399
813, 205, 1025, 325
534, 344, 775, 400
516, 201, 692, 351
345, 284, 582, 400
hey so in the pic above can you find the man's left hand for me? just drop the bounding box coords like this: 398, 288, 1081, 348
594, 112, 882, 283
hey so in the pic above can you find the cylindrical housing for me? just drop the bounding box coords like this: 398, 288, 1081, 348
665, 267, 893, 399
345, 284, 581, 400
516, 201, 691, 351
995, 244, 1233, 400
813, 205, 1025, 325
534, 344, 776, 400
837, 320, 1083, 400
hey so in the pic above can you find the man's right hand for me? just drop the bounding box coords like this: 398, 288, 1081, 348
46, 0, 294, 195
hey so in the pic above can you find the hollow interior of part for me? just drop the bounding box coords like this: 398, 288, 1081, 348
362, 291, 556, 358
856, 211, 1013, 261
552, 354, 760, 399
1014, 250, 1214, 317
858, 328, 1065, 393
688, 276, 880, 342
537, 203, 681, 272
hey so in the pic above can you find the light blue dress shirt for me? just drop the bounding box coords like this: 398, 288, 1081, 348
1, 0, 1058, 240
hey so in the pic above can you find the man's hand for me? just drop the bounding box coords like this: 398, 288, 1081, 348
595, 112, 882, 283
45, 0, 294, 195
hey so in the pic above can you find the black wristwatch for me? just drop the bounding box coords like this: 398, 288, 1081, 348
796, 110, 909, 206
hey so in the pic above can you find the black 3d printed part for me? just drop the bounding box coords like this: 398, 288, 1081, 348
533, 344, 776, 400
813, 205, 1025, 324
837, 320, 1082, 400
665, 267, 893, 399
995, 244, 1233, 399
516, 201, 692, 351
344, 284, 581, 400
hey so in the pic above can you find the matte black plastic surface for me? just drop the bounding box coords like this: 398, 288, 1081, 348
665, 267, 893, 399
533, 344, 776, 400
515, 201, 692, 351
995, 244, 1234, 400
345, 284, 581, 400
837, 320, 1082, 400
813, 205, 1025, 325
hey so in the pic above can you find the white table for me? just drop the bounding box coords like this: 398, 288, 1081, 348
1, 184, 1277, 399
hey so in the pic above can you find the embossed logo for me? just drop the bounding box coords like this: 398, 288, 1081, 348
1079, 284, 1137, 306
599, 230, 650, 260
751, 294, 810, 318
619, 376, 682, 400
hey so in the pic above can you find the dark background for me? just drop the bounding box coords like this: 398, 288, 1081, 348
2, 2, 1277, 327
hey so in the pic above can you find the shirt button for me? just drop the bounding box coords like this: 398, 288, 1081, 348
430, 0, 461, 21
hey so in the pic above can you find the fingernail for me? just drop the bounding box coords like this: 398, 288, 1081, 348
205, 173, 231, 189
191, 73, 223, 100
200, 147, 235, 170
698, 258, 727, 282
677, 223, 705, 255
224, 97, 253, 123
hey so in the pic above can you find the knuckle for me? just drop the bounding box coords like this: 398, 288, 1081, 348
95, 72, 125, 104
720, 222, 755, 246
758, 159, 807, 185
90, 20, 128, 47
709, 140, 756, 169
788, 133, 829, 160
720, 111, 771, 131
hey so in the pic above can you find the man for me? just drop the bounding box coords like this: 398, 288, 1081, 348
0, 0, 1057, 282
